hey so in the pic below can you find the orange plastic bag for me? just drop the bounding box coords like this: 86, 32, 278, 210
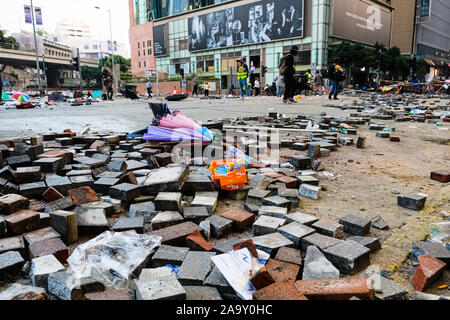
209, 159, 247, 191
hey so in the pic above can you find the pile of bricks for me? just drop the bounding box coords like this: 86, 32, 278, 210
0, 110, 448, 301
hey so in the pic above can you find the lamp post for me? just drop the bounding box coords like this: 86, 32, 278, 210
30, 0, 42, 92
95, 6, 116, 95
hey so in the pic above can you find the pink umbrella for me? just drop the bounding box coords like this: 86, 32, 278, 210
159, 111, 201, 130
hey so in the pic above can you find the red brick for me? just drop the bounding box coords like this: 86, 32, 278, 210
67, 186, 99, 205
274, 247, 303, 267
276, 176, 299, 188
0, 194, 30, 215
43, 187, 64, 203
11, 292, 46, 300
220, 208, 255, 231
148, 222, 202, 246
430, 170, 450, 183
294, 278, 375, 300
13, 167, 41, 184
233, 239, 258, 258
389, 136, 400, 142
5, 210, 41, 235
253, 283, 308, 300
412, 254, 446, 292
249, 163, 270, 169
28, 237, 69, 263
28, 200, 48, 212
250, 266, 276, 290
90, 140, 106, 150
263, 172, 284, 179
265, 259, 300, 283
186, 230, 214, 251
85, 289, 130, 300
38, 150, 72, 164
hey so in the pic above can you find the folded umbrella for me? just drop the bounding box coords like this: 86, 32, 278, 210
143, 126, 212, 142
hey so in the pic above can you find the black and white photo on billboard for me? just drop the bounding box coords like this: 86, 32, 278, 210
188, 0, 303, 51
153, 24, 168, 56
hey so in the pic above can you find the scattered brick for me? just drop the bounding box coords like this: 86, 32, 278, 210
412, 254, 446, 292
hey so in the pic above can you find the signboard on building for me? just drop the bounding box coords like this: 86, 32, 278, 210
330, 0, 392, 47
188, 0, 304, 52
153, 24, 168, 56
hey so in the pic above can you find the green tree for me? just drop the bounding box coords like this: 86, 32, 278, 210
0, 30, 19, 50
36, 28, 48, 38
81, 65, 101, 86
100, 55, 131, 73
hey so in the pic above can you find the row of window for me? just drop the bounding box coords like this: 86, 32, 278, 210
84, 44, 99, 50
138, 60, 148, 68
138, 48, 153, 57
137, 40, 152, 49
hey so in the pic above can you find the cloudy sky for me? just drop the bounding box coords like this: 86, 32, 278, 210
0, 0, 130, 55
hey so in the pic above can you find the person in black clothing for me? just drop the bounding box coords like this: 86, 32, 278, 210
283, 45, 298, 104
192, 82, 199, 97
0, 64, 5, 104
328, 58, 342, 100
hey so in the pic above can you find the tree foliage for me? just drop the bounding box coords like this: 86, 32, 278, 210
328, 41, 409, 80
100, 55, 131, 73
0, 30, 19, 50
81, 65, 102, 85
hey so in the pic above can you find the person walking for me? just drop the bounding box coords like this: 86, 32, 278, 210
0, 64, 5, 105
254, 77, 260, 96
228, 82, 235, 96
282, 45, 298, 104
146, 80, 153, 98
275, 74, 283, 97
237, 57, 250, 100
192, 81, 199, 97
203, 82, 210, 97
314, 71, 323, 95
328, 59, 345, 100
103, 70, 114, 101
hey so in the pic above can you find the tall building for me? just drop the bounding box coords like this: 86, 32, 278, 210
129, 0, 396, 87
56, 19, 92, 39
390, 0, 449, 79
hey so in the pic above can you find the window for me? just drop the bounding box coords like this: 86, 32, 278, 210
144, 61, 147, 68
138, 42, 140, 49
93, 45, 98, 49
179, 39, 188, 51
196, 55, 215, 73
148, 49, 152, 55
138, 50, 140, 57
143, 49, 146, 56
283, 45, 311, 65
139, 61, 141, 68
143, 41, 145, 48
84, 45, 89, 49
147, 40, 151, 47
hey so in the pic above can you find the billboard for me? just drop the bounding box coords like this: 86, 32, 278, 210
153, 24, 168, 56
330, 0, 392, 47
24, 5, 32, 24
188, 0, 304, 52
35, 7, 43, 25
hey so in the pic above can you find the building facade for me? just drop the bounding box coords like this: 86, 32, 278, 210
129, 0, 396, 88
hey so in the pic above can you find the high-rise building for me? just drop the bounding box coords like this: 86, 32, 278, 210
56, 19, 92, 39
129, 0, 398, 86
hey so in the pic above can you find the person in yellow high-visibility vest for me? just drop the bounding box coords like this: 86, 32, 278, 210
237, 57, 250, 100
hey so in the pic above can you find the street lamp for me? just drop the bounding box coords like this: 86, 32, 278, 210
95, 6, 116, 96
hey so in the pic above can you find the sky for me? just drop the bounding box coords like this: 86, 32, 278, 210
0, 0, 130, 55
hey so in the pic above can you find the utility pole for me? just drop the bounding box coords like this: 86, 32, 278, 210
376, 49, 381, 92
108, 9, 116, 96
30, 0, 42, 93
42, 54, 48, 95
77, 48, 83, 92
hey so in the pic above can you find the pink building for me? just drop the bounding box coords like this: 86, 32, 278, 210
128, 0, 156, 77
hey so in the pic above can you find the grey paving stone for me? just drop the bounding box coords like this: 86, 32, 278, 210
252, 232, 294, 256
375, 276, 409, 300
0, 251, 25, 283
19, 181, 47, 199
33, 157, 65, 173
184, 286, 222, 300
113, 216, 144, 233
128, 201, 156, 223
261, 195, 292, 211
151, 211, 184, 230
45, 197, 74, 213
205, 215, 233, 239
285, 212, 319, 226
183, 173, 214, 192
155, 192, 182, 212
151, 245, 189, 268
212, 238, 243, 255
300, 233, 344, 253
45, 176, 72, 195
49, 210, 78, 244
348, 236, 381, 253
74, 208, 108, 234
204, 266, 235, 296
81, 201, 115, 217
29, 254, 65, 287
177, 251, 216, 286
246, 189, 272, 206
0, 236, 26, 257
109, 183, 141, 202
323, 240, 371, 274
190, 193, 218, 214
135, 272, 186, 300
339, 214, 372, 236
397, 194, 427, 211
253, 215, 286, 236
299, 184, 321, 200
183, 206, 211, 224
258, 206, 288, 219
311, 219, 345, 238
48, 270, 105, 300
297, 175, 320, 186
146, 222, 201, 247
302, 245, 340, 280
411, 241, 450, 265
277, 222, 316, 248
143, 165, 189, 193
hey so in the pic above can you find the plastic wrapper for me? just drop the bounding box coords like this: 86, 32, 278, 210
429, 222, 450, 244
66, 231, 162, 288
209, 158, 248, 191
